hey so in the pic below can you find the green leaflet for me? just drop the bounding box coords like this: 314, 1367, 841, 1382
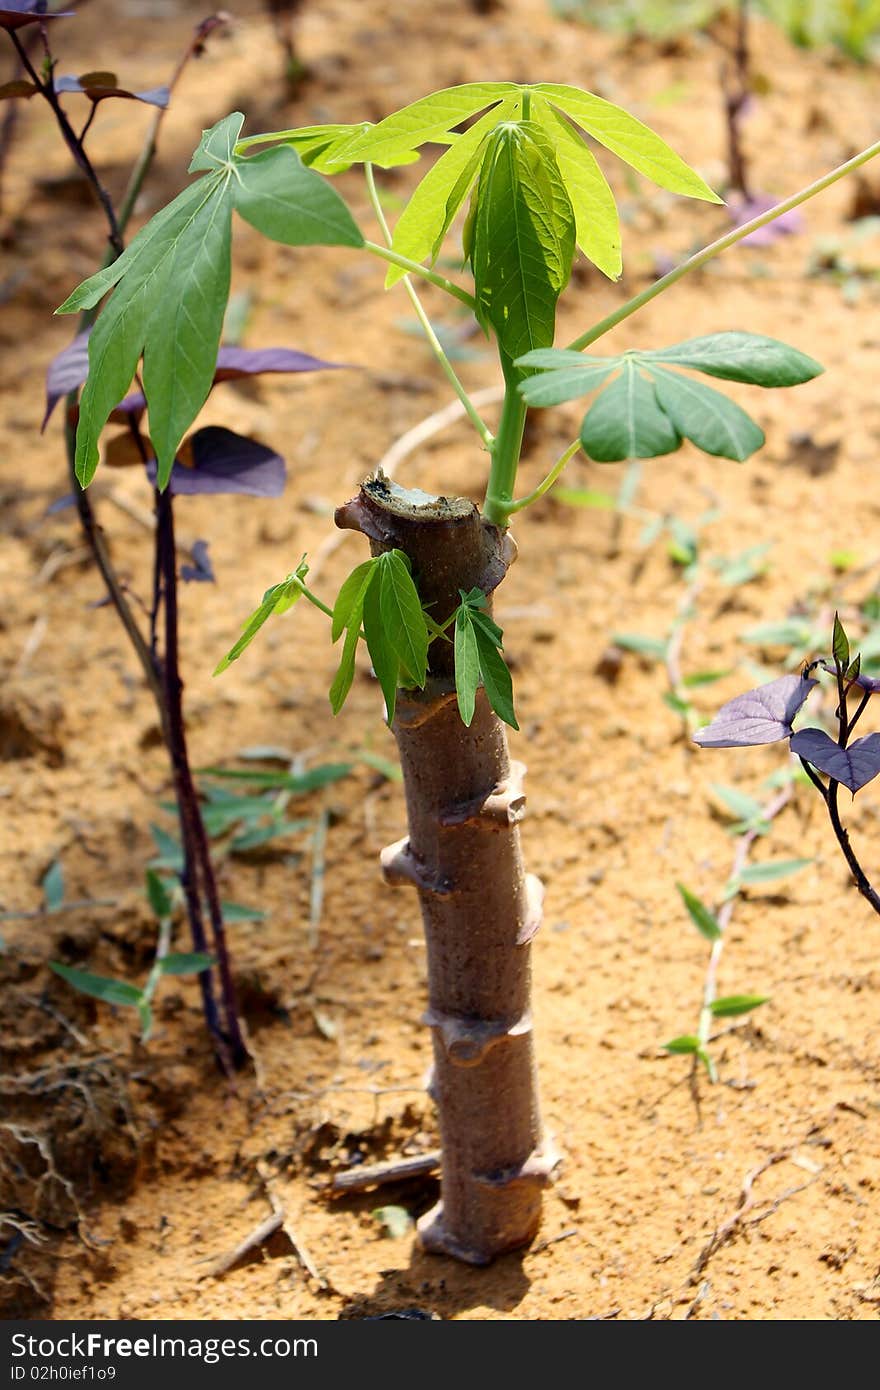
517, 358, 614, 408
145, 869, 173, 920
385, 98, 518, 288
534, 82, 722, 203
144, 183, 233, 486
531, 96, 622, 280
471, 122, 576, 363
581, 360, 680, 461
58, 113, 363, 489
454, 607, 481, 727
214, 558, 308, 674
50, 962, 143, 1009
710, 994, 769, 1018
378, 551, 428, 686
70, 178, 222, 487
676, 882, 721, 942
648, 366, 764, 462
329, 550, 430, 723
641, 331, 823, 386
453, 590, 518, 730
158, 952, 216, 976
330, 82, 518, 167
233, 145, 364, 248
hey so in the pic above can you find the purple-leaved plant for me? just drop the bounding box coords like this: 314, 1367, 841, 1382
694, 614, 880, 917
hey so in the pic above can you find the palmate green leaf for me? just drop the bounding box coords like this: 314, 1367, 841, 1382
64, 178, 221, 487
676, 882, 721, 942
532, 96, 622, 279
233, 145, 364, 248
214, 558, 308, 674
329, 621, 361, 716
50, 962, 143, 1010
189, 110, 244, 171
581, 360, 680, 461
332, 559, 377, 640
454, 607, 480, 727
641, 332, 823, 386
649, 366, 764, 462
472, 122, 575, 363
385, 98, 518, 288
331, 82, 518, 168
533, 83, 722, 203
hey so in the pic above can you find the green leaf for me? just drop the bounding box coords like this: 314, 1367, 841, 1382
581, 361, 680, 461
641, 332, 823, 386
233, 145, 364, 248
42, 860, 64, 913
200, 763, 353, 792
214, 559, 308, 675
741, 620, 814, 648
385, 98, 518, 287
363, 571, 400, 723
710, 994, 769, 1018
648, 366, 765, 462
663, 1034, 700, 1055
735, 858, 812, 886
145, 869, 173, 920
832, 612, 850, 669
471, 121, 575, 362
454, 606, 480, 727
56, 178, 209, 314
229, 819, 311, 852
330, 621, 361, 715
710, 783, 765, 824
611, 632, 668, 660
219, 901, 266, 924
517, 356, 615, 408
474, 622, 519, 731
189, 111, 244, 172
144, 180, 233, 487
149, 824, 183, 871
681, 669, 730, 687
71, 177, 221, 486
159, 952, 216, 976
332, 82, 518, 167
534, 83, 722, 202
50, 962, 143, 1009
663, 690, 691, 715
532, 95, 621, 279
378, 551, 429, 686
332, 559, 377, 641
676, 882, 721, 942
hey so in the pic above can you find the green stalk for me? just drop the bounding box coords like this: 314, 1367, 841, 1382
508, 438, 580, 514
364, 166, 492, 446
483, 359, 528, 526
567, 136, 880, 353
363, 239, 477, 310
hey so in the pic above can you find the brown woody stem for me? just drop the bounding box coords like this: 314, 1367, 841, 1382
335, 477, 556, 1264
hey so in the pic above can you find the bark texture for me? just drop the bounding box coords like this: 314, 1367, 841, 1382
336, 476, 555, 1264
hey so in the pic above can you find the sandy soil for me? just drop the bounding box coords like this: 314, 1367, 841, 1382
2, 0, 880, 1321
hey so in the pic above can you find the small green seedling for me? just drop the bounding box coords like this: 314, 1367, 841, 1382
50, 872, 214, 1042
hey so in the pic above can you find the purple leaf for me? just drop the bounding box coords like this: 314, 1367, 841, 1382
693, 673, 817, 748
146, 427, 287, 497
42, 331, 90, 430
213, 345, 345, 381
790, 728, 880, 794
43, 334, 344, 430
0, 4, 74, 32
180, 539, 215, 583
729, 193, 805, 248
54, 73, 169, 107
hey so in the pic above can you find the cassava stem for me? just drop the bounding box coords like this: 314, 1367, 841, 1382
336, 478, 556, 1263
